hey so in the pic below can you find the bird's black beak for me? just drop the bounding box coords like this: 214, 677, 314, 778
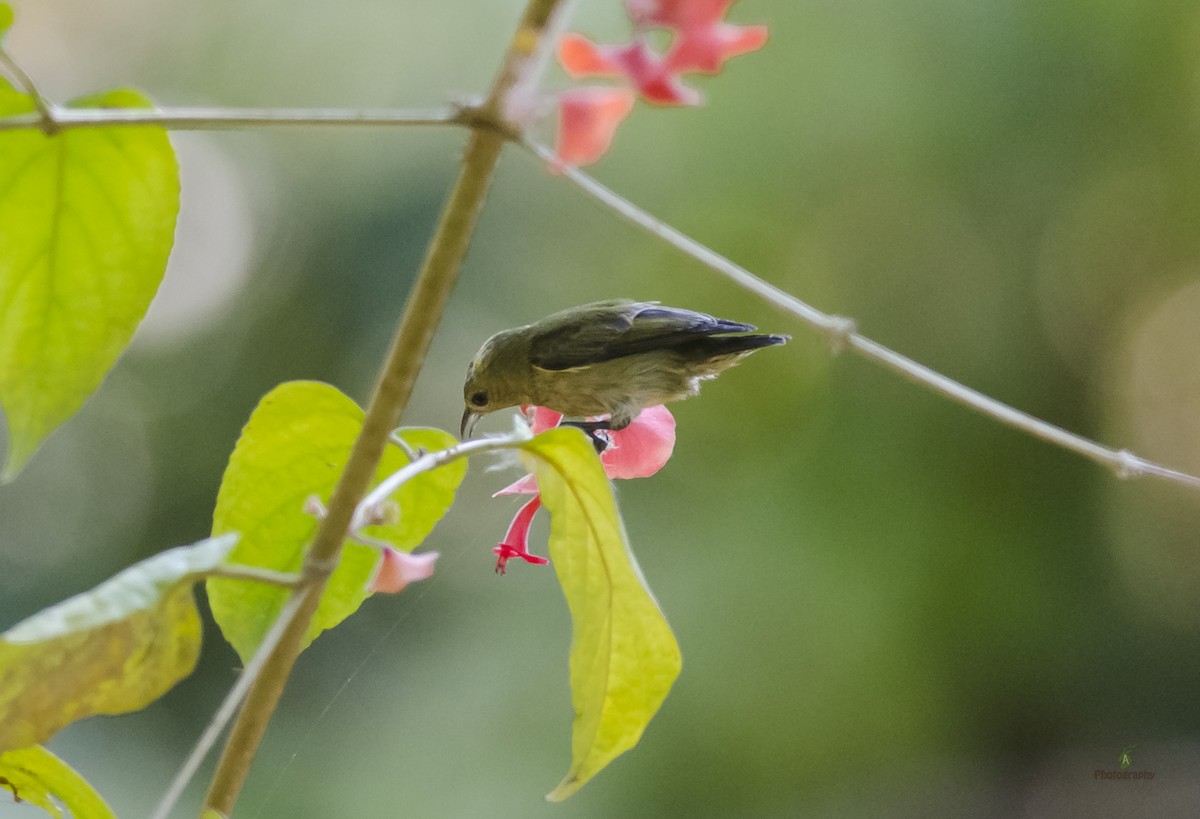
460, 407, 482, 439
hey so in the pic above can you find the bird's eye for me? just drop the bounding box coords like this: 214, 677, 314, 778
470, 391, 488, 408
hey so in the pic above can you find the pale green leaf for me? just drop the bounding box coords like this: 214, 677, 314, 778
0, 534, 238, 752
207, 381, 465, 663
0, 745, 115, 819
0, 4, 14, 39
521, 428, 682, 801
0, 80, 179, 480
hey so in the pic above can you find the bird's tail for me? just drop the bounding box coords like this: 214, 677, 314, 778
699, 333, 790, 356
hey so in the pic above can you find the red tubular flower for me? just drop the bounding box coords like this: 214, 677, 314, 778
493, 495, 548, 574
491, 405, 676, 571
553, 86, 637, 170
369, 548, 439, 594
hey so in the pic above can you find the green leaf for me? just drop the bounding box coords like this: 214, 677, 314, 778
0, 80, 179, 480
0, 4, 14, 40
207, 381, 465, 663
0, 534, 238, 753
0, 745, 115, 819
520, 428, 682, 801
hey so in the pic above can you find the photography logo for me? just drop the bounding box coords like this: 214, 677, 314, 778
1094, 744, 1155, 780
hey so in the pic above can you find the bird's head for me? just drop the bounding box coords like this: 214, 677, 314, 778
461, 329, 528, 438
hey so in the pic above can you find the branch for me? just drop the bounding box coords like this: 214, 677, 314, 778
200, 2, 569, 815
0, 105, 470, 133
524, 139, 1200, 492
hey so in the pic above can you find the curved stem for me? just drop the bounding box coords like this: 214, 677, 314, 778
0, 49, 56, 133
353, 434, 528, 531
200, 2, 567, 815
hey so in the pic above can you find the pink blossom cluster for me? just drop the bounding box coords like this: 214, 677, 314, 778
553, 0, 768, 167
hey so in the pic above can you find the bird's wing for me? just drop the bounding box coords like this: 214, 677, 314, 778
529, 301, 757, 370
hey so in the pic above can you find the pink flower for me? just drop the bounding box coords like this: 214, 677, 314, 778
552, 86, 636, 170
558, 36, 701, 106
549, 0, 768, 167
369, 548, 439, 594
491, 405, 676, 572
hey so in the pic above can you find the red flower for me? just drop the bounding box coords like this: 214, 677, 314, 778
369, 548, 439, 594
492, 495, 548, 574
491, 405, 676, 572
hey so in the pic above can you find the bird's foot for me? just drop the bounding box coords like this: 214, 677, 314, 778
560, 419, 613, 453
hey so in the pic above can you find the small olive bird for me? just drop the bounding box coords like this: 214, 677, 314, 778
461, 299, 789, 440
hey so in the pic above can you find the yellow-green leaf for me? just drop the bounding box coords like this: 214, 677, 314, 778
0, 745, 115, 819
0, 534, 238, 752
207, 381, 465, 663
0, 80, 179, 480
0, 4, 14, 39
521, 428, 682, 801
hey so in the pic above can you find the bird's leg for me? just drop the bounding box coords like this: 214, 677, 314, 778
560, 419, 612, 453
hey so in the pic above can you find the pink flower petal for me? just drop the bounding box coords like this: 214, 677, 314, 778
558, 33, 625, 76
369, 548, 439, 594
601, 405, 676, 478
667, 22, 768, 74
607, 38, 702, 106
528, 405, 564, 433
552, 86, 637, 169
494, 495, 549, 574
626, 0, 733, 29
494, 472, 539, 496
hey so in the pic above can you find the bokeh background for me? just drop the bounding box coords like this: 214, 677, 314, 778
4, 0, 1200, 816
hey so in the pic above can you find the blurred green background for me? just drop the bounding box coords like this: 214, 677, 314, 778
4, 0, 1200, 816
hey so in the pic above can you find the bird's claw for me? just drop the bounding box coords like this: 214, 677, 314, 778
560, 420, 613, 453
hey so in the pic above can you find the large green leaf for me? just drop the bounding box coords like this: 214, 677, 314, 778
521, 428, 682, 801
207, 381, 465, 663
0, 745, 115, 819
0, 534, 238, 752
0, 79, 179, 480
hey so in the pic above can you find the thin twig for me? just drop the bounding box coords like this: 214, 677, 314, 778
0, 105, 467, 132
523, 139, 1200, 491
204, 565, 304, 589
149, 588, 313, 819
